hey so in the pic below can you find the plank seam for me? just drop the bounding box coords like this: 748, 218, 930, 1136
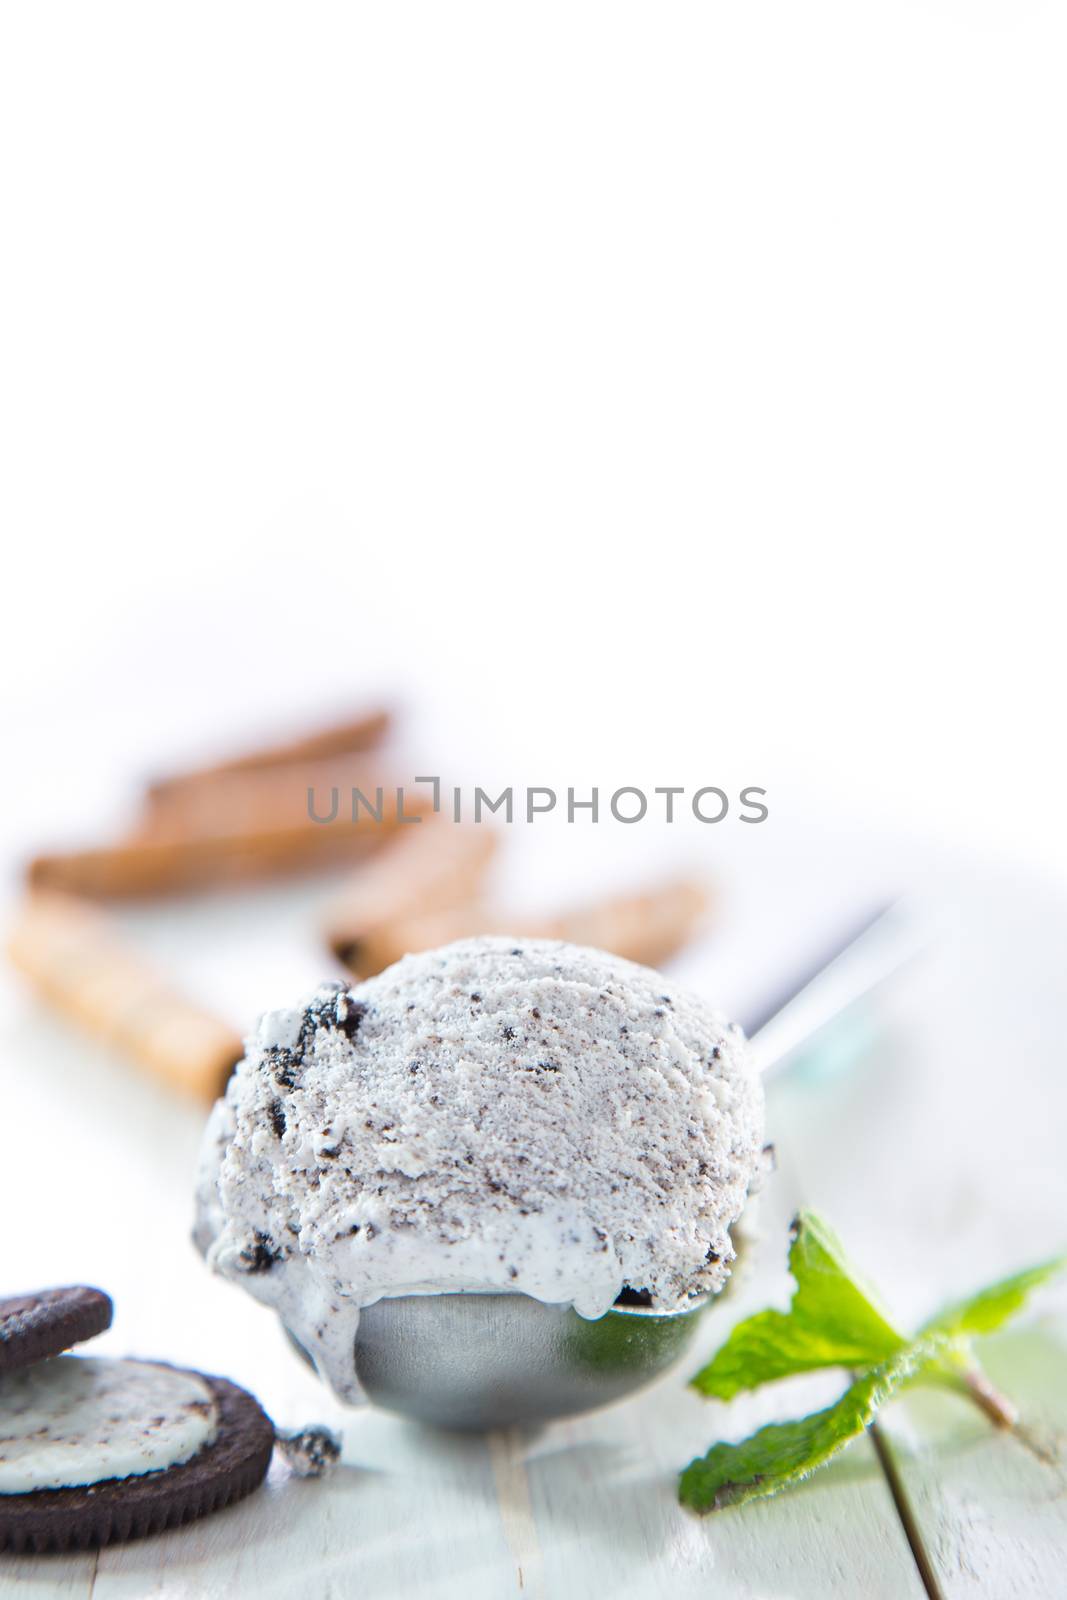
868, 1417, 946, 1600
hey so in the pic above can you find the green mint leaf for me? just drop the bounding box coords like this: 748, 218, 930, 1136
682, 1216, 1063, 1512
920, 1253, 1067, 1340
680, 1343, 932, 1513
690, 1211, 906, 1399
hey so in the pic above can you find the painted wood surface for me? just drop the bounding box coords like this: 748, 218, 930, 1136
1, 862, 1063, 1597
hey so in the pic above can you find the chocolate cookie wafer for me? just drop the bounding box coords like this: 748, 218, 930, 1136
0, 1287, 112, 1374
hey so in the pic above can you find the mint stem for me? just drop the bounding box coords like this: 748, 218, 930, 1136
959, 1365, 1018, 1430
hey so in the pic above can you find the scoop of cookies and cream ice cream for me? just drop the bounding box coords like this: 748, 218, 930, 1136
195, 938, 764, 1403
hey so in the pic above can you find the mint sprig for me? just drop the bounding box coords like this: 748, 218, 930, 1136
680, 1211, 1064, 1513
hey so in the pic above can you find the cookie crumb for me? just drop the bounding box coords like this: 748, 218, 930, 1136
275, 1425, 342, 1478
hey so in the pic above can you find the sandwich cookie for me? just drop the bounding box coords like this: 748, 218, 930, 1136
0, 1287, 274, 1553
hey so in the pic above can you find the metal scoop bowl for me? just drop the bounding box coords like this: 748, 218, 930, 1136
289, 1291, 707, 1430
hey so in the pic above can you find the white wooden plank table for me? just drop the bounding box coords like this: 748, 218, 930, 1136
1, 854, 1064, 1598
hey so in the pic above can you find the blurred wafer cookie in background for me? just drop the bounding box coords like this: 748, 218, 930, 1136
8, 703, 713, 1102
333, 876, 710, 980
28, 708, 398, 898
7, 890, 244, 1101
323, 816, 500, 970
144, 706, 391, 805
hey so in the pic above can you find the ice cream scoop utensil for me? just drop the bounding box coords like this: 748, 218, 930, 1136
292, 905, 924, 1430
743, 901, 925, 1078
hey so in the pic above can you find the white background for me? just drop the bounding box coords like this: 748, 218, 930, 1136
1, 13, 1066, 1592
1, 1, 1065, 890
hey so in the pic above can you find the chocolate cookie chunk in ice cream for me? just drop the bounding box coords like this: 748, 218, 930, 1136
194, 938, 765, 1403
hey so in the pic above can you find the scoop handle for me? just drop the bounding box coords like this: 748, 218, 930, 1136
742, 901, 927, 1077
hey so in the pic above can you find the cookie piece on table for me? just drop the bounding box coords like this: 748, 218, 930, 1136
275, 1424, 341, 1479
0, 1287, 113, 1374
